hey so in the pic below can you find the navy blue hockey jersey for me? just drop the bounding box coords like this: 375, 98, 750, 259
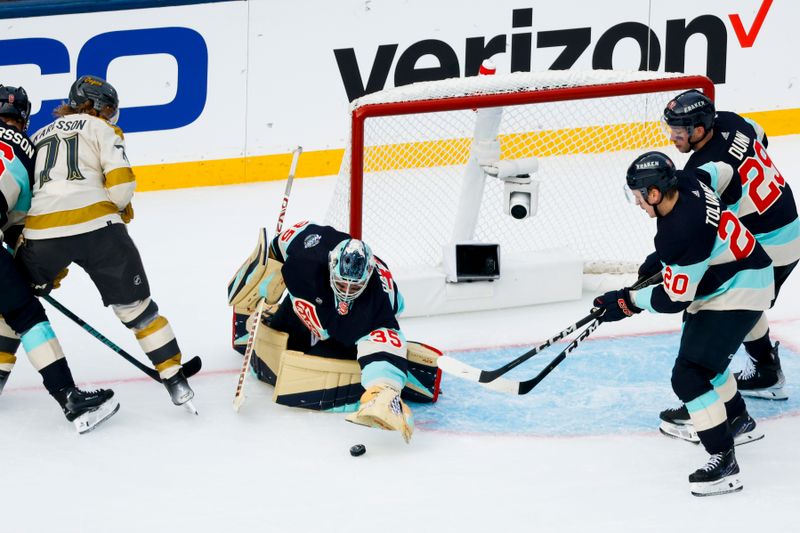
684, 111, 800, 266
632, 172, 773, 314
270, 221, 404, 347
0, 123, 35, 246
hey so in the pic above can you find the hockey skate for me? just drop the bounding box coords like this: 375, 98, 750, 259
658, 405, 764, 446
163, 369, 197, 415
0, 369, 9, 395
61, 387, 120, 434
346, 383, 414, 443
735, 343, 787, 400
689, 448, 743, 497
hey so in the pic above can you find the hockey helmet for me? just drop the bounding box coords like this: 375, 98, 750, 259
662, 89, 715, 139
328, 238, 376, 315
0, 85, 32, 131
69, 75, 120, 124
625, 151, 677, 204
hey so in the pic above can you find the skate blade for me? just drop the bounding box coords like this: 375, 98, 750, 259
75, 400, 121, 434
659, 422, 700, 444
739, 388, 788, 401
690, 475, 743, 497
734, 429, 765, 446
181, 400, 198, 415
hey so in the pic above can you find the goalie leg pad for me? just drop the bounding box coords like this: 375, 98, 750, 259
251, 325, 290, 386
402, 341, 443, 403
272, 349, 362, 411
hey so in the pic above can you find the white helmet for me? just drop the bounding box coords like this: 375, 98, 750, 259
328, 239, 375, 315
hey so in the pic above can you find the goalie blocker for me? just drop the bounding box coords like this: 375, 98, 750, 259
249, 323, 442, 411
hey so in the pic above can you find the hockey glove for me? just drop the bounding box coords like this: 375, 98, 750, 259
120, 203, 134, 224
593, 288, 641, 323
638, 251, 662, 279
52, 268, 69, 290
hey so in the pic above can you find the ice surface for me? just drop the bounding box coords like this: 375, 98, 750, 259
3, 136, 799, 532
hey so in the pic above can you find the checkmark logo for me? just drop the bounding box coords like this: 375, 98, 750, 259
729, 0, 773, 48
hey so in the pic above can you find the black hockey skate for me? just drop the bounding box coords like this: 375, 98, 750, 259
60, 387, 120, 434
689, 448, 742, 497
735, 342, 787, 400
658, 405, 764, 446
163, 369, 197, 415
0, 369, 10, 395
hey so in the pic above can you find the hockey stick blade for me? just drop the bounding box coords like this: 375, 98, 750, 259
181, 356, 202, 379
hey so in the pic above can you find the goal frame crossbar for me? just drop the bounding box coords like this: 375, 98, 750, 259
347, 74, 715, 238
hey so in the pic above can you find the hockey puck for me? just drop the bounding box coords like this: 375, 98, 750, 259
349, 444, 366, 457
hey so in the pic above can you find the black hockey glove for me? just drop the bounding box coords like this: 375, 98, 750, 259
593, 288, 641, 323
638, 251, 661, 279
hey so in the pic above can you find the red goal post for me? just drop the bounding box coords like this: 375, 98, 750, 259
325, 70, 714, 315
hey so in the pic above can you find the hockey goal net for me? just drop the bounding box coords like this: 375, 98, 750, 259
325, 70, 714, 276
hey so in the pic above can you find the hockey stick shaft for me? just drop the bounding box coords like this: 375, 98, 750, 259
477, 310, 601, 383
233, 146, 302, 412
438, 270, 663, 386
479, 270, 661, 382
517, 319, 600, 394
43, 294, 160, 381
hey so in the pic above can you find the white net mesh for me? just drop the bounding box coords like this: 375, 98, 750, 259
326, 70, 706, 274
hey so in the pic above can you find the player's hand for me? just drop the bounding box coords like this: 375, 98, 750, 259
638, 251, 661, 279
120, 203, 134, 223
52, 268, 69, 290
593, 288, 641, 323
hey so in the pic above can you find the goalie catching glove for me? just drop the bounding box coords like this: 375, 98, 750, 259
593, 288, 641, 322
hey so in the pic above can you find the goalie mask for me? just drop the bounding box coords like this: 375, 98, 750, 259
69, 75, 120, 125
0, 85, 32, 131
328, 239, 375, 315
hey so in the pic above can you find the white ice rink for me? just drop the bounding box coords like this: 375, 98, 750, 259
4, 136, 800, 532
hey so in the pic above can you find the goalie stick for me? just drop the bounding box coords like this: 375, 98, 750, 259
43, 295, 202, 382
233, 145, 302, 412
437, 271, 662, 386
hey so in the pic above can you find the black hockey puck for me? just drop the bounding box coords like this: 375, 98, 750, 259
349, 444, 366, 457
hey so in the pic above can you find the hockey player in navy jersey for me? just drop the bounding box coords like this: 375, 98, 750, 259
593, 152, 774, 496
656, 90, 799, 401
228, 220, 442, 443
0, 84, 118, 433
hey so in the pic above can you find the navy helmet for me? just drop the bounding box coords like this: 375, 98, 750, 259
0, 85, 32, 131
626, 151, 677, 199
663, 89, 715, 136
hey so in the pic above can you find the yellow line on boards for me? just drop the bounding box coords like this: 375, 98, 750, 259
132, 107, 800, 192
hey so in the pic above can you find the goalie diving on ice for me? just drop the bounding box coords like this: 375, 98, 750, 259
227, 220, 442, 443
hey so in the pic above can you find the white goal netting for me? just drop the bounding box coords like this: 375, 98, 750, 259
326, 70, 712, 274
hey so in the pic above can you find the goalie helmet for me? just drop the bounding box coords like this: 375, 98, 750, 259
662, 89, 715, 136
626, 151, 677, 199
0, 85, 32, 131
328, 239, 376, 315
69, 75, 120, 124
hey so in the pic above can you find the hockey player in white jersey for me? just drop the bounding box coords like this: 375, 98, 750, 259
16, 75, 197, 413
0, 84, 118, 433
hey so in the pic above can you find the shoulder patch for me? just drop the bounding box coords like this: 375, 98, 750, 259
304, 233, 321, 248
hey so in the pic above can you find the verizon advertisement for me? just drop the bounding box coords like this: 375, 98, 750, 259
0, 0, 794, 187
